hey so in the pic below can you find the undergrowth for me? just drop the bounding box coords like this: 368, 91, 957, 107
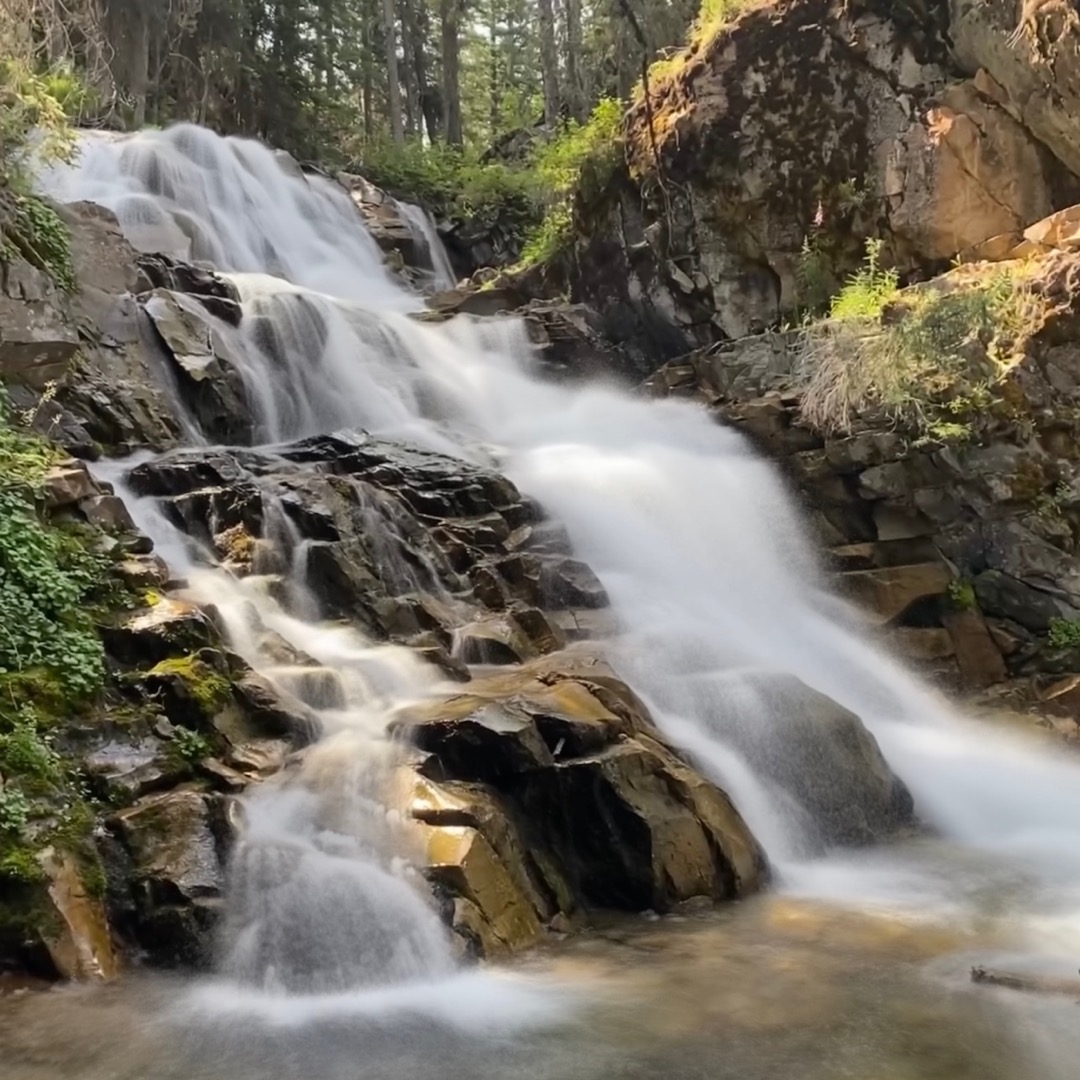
641, 0, 753, 92
517, 98, 625, 268
797, 241, 1044, 436
0, 396, 111, 898
357, 98, 624, 273
0, 60, 77, 288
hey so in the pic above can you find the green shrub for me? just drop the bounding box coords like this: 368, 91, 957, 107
1048, 617, 1080, 649
0, 788, 32, 834
798, 253, 1041, 434
0, 399, 108, 701
517, 98, 624, 269
171, 727, 212, 764
828, 238, 899, 321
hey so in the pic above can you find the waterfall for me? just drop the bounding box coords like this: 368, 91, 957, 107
397, 201, 458, 292
50, 125, 1080, 1002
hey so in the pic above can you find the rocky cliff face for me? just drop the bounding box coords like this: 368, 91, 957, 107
526, 0, 1080, 365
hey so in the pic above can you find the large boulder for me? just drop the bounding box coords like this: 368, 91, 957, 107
396, 657, 767, 953
707, 673, 916, 850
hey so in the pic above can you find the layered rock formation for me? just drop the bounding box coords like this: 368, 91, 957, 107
516, 0, 1080, 367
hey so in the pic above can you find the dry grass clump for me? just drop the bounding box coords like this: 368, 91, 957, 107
797, 242, 1047, 438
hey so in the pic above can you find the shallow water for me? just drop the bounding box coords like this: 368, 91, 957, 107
5, 839, 1079, 1080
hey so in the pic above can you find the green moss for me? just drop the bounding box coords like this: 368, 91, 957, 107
946, 580, 977, 612
149, 654, 231, 714
0, 841, 46, 884
1048, 617, 1080, 649
3, 194, 76, 290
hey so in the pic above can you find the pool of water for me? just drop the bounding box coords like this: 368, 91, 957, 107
5, 845, 1078, 1080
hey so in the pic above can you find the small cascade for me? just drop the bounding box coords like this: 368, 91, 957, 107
97, 461, 457, 1001
52, 124, 1080, 1015
397, 201, 458, 292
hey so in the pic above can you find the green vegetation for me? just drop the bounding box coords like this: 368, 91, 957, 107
0, 60, 77, 288
946, 579, 977, 611
643, 0, 751, 90
798, 243, 1042, 435
518, 98, 625, 267
361, 98, 624, 271
826, 239, 899, 321
358, 141, 539, 239
150, 654, 232, 715
1048, 617, 1080, 649
170, 727, 213, 765
0, 399, 113, 906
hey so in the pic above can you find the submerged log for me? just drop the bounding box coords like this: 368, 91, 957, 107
970, 965, 1080, 996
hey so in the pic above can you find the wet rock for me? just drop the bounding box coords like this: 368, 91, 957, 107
396, 659, 766, 948
100, 598, 223, 667
0, 258, 80, 389
838, 562, 952, 624
142, 289, 252, 444
110, 790, 226, 967
84, 737, 186, 805
38, 849, 119, 982
717, 674, 914, 850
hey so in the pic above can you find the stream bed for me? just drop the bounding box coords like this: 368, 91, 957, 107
5, 840, 1078, 1080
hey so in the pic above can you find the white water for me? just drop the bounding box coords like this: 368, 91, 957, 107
398, 201, 458, 292
50, 125, 1080, 1006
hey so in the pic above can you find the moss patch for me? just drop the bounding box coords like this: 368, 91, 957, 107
148, 654, 232, 715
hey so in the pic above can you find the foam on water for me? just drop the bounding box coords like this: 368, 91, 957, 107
56, 125, 1080, 1016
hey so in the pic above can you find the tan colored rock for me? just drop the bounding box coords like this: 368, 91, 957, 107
43, 461, 98, 508
951, 0, 1080, 178
839, 562, 952, 623
424, 826, 543, 952
942, 608, 1009, 689
889, 81, 1072, 263
888, 627, 957, 662
395, 656, 766, 953
39, 849, 118, 982
1024, 204, 1080, 250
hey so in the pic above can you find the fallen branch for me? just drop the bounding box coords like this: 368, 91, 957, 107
971, 965, 1080, 997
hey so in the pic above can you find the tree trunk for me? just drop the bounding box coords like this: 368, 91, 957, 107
382, 0, 405, 144
400, 0, 421, 137
440, 0, 463, 147
413, 0, 441, 141
537, 0, 561, 126
564, 0, 585, 119
488, 0, 501, 139
130, 4, 152, 128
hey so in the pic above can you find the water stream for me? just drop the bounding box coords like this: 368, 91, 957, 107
15, 124, 1080, 1077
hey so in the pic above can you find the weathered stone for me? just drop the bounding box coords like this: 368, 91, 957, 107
43, 462, 98, 508
713, 673, 915, 850
396, 660, 766, 949
38, 849, 119, 982
973, 570, 1078, 634
110, 789, 225, 966
942, 608, 1009, 689
78, 493, 137, 531
100, 598, 223, 666
0, 259, 79, 389
84, 737, 186, 804
838, 562, 952, 624
951, 0, 1080, 179
142, 289, 252, 444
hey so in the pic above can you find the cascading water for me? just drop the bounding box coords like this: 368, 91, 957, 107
397, 201, 459, 292
46, 124, 1080, 1017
